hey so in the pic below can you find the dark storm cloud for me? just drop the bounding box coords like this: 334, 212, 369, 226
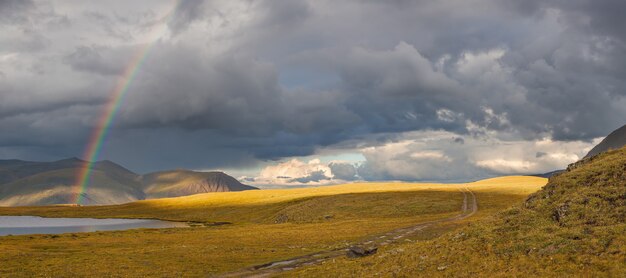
503, 0, 626, 40
1, 0, 626, 177
64, 46, 131, 75
0, 31, 50, 53
68, 0, 626, 144
101, 128, 261, 172
116, 42, 285, 135
290, 170, 329, 184
336, 43, 473, 135
0, 0, 64, 53
95, 41, 361, 161
328, 162, 357, 181
0, 0, 35, 25
252, 0, 310, 29
82, 11, 133, 41
167, 0, 206, 35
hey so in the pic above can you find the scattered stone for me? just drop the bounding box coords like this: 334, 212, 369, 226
275, 214, 289, 224
347, 246, 378, 258
453, 232, 466, 240
437, 266, 447, 271
552, 202, 570, 224
323, 215, 334, 220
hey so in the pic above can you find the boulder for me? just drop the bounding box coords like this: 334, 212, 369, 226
347, 246, 378, 258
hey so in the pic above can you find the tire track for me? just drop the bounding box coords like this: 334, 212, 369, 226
218, 188, 478, 278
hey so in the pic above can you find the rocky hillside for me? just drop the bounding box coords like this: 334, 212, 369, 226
141, 170, 258, 199
585, 124, 626, 158
0, 158, 256, 206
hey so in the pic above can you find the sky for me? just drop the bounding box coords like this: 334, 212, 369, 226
1, 0, 625, 187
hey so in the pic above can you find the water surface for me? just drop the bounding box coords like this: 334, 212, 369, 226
0, 216, 187, 236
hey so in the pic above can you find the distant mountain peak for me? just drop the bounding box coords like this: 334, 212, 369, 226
94, 159, 120, 166
140, 169, 258, 199
53, 157, 85, 164
0, 158, 257, 206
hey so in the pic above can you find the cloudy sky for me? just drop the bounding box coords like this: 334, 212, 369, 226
1, 0, 625, 186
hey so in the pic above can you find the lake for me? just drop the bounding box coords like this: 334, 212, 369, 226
0, 216, 188, 236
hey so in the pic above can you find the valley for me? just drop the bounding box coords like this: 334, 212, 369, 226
0, 176, 545, 277
2, 1, 626, 276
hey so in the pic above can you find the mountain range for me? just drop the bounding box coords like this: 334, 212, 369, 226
0, 158, 256, 206
2, 124, 624, 207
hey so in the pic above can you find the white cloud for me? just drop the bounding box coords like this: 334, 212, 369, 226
436, 108, 460, 123
248, 158, 358, 186
475, 159, 536, 173
246, 129, 600, 185
356, 130, 601, 182
410, 150, 451, 161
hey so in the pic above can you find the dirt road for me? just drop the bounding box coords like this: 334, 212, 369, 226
219, 187, 478, 278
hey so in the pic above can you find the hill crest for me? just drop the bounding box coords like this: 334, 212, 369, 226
141, 169, 257, 199
0, 158, 256, 206
585, 124, 626, 158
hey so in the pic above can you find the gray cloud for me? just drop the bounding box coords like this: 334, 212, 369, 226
356, 130, 594, 182
328, 162, 357, 181
290, 170, 329, 183
167, 0, 206, 35
0, 0, 35, 25
1, 0, 626, 180
64, 46, 131, 75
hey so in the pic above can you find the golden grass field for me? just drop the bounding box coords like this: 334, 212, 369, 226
282, 149, 626, 277
0, 176, 546, 277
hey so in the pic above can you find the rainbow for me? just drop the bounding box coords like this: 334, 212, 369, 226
73, 1, 181, 204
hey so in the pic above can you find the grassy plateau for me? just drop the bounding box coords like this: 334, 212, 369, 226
0, 176, 546, 276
